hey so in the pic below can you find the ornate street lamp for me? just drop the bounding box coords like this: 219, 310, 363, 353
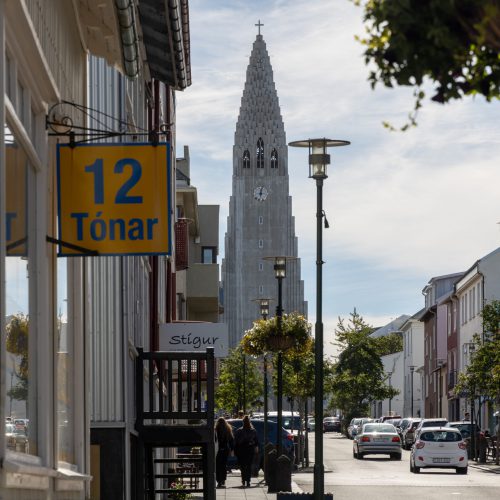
289, 137, 350, 500
263, 256, 295, 457
252, 297, 273, 451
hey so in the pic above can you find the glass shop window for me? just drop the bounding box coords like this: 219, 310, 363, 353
5, 131, 33, 455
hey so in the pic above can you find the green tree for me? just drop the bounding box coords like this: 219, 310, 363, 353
353, 0, 500, 130
215, 347, 262, 415
330, 310, 398, 431
455, 300, 500, 463
375, 332, 403, 356
6, 314, 29, 402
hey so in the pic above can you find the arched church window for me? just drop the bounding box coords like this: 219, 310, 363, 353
256, 138, 264, 168
270, 148, 278, 168
242, 149, 250, 169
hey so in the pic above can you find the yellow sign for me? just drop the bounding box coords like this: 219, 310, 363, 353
6, 145, 27, 256
57, 143, 171, 256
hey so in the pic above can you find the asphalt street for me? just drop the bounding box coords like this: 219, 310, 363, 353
293, 432, 500, 500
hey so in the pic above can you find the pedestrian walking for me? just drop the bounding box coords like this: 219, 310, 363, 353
215, 417, 234, 488
234, 415, 259, 488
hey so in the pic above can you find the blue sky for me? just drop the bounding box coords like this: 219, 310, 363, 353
177, 0, 500, 356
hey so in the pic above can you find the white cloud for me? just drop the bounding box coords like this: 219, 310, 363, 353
178, 0, 500, 321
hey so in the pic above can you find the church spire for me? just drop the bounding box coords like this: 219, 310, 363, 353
234, 29, 286, 169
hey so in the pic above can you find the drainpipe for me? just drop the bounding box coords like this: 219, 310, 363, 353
115, 0, 140, 78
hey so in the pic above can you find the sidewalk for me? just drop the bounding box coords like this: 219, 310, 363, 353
214, 469, 303, 499
469, 460, 500, 474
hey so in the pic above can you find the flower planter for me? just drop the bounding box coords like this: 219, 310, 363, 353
267, 336, 294, 352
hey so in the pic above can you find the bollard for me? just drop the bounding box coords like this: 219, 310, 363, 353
275, 454, 292, 493
479, 432, 488, 463
264, 443, 275, 484
267, 448, 278, 493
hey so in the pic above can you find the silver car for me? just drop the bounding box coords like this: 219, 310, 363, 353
353, 422, 402, 460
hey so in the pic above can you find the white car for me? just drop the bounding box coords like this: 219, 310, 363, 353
410, 427, 468, 474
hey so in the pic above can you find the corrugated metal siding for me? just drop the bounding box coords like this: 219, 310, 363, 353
87, 56, 157, 423
89, 256, 123, 421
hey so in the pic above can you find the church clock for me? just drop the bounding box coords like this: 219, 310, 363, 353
253, 186, 268, 201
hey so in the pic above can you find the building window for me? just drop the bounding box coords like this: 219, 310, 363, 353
242, 149, 250, 169
259, 263, 263, 271
202, 246, 216, 264
259, 285, 264, 294
270, 148, 278, 168
258, 239, 263, 248
259, 216, 263, 225
5, 134, 32, 455
256, 138, 264, 168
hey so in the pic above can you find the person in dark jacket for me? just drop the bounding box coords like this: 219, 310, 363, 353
215, 417, 234, 488
234, 415, 259, 488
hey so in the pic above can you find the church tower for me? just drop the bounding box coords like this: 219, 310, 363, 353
222, 25, 307, 348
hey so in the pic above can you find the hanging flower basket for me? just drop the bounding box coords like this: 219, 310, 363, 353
241, 312, 312, 356
266, 335, 295, 352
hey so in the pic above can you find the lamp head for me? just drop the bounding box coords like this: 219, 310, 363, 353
288, 137, 350, 180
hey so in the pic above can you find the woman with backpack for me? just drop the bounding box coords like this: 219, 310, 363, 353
234, 415, 259, 488
215, 417, 234, 488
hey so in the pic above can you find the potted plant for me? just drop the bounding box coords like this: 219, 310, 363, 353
241, 312, 312, 356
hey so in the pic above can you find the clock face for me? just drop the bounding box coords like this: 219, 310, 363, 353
253, 186, 268, 201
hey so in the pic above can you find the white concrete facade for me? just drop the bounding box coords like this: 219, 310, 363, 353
401, 314, 425, 418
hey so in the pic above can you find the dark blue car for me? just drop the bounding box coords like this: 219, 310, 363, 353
226, 418, 294, 472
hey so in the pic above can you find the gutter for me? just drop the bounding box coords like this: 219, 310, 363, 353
115, 0, 140, 78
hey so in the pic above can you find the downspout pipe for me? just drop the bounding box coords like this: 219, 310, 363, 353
115, 0, 140, 78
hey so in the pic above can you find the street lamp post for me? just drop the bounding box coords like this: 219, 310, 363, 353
252, 298, 272, 451
263, 256, 295, 458
289, 137, 350, 500
409, 366, 415, 417
387, 372, 393, 415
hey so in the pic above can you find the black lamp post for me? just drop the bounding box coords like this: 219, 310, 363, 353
263, 256, 295, 457
289, 137, 350, 500
409, 366, 415, 417
387, 371, 393, 415
252, 298, 272, 450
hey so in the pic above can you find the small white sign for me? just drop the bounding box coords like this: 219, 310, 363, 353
159, 322, 229, 358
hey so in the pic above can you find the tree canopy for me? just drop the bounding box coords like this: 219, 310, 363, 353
353, 0, 500, 129
6, 314, 29, 402
330, 310, 399, 426
215, 347, 262, 415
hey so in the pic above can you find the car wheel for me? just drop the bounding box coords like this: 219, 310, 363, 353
413, 465, 420, 473
394, 454, 402, 461
358, 451, 364, 459
410, 461, 414, 472
353, 448, 357, 459
456, 467, 468, 474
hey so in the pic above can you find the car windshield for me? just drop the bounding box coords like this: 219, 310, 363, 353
364, 424, 395, 433
420, 431, 461, 442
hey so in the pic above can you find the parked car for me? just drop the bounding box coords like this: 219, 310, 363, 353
446, 421, 480, 439
351, 418, 373, 439
402, 418, 422, 450
227, 418, 294, 473
353, 422, 402, 460
380, 415, 402, 422
414, 418, 448, 440
396, 418, 412, 439
5, 423, 29, 453
305, 416, 315, 432
323, 417, 341, 433
347, 418, 362, 439
410, 427, 468, 474
265, 412, 302, 436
